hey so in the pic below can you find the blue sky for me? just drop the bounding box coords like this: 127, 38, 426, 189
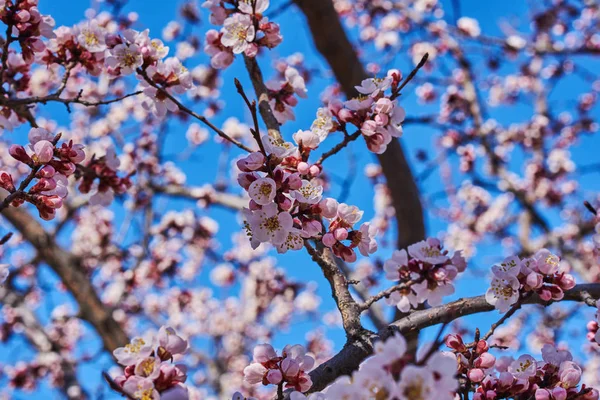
1, 0, 600, 398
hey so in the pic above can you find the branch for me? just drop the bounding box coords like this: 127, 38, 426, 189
304, 241, 364, 337
294, 0, 425, 251
137, 68, 253, 153
0, 284, 88, 399
0, 198, 130, 353
306, 283, 600, 392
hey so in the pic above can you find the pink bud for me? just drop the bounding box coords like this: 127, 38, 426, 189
550, 387, 567, 400
318, 198, 338, 219
476, 340, 489, 354
535, 389, 551, 400
444, 334, 465, 351
303, 219, 322, 237
538, 288, 552, 301
583, 389, 600, 400
278, 195, 292, 211
69, 144, 86, 163
337, 108, 355, 123
340, 247, 357, 262
587, 320, 598, 331
558, 273, 576, 290
334, 228, 348, 241
297, 162, 310, 174
42, 195, 63, 209
526, 272, 543, 289
9, 145, 32, 164
475, 352, 496, 369
16, 10, 30, 22
468, 368, 485, 383
286, 173, 302, 190
33, 140, 54, 163
237, 152, 265, 172
237, 172, 257, 190
37, 165, 56, 178
266, 369, 282, 385
328, 100, 343, 116
322, 232, 336, 247
309, 164, 321, 177
0, 171, 15, 192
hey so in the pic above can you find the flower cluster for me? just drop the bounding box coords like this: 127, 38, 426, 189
587, 300, 600, 346
242, 343, 314, 392
383, 238, 466, 311
4, 127, 85, 220
202, 0, 282, 69
0, 0, 56, 62
447, 336, 598, 400
266, 66, 307, 124
76, 146, 132, 206
237, 333, 457, 399
112, 326, 189, 400
336, 72, 406, 153
238, 150, 377, 260
485, 250, 576, 313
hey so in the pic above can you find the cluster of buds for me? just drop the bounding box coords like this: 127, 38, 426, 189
76, 146, 132, 207
332, 71, 406, 154
111, 326, 189, 399
202, 0, 282, 70
238, 149, 376, 260
4, 128, 85, 220
242, 343, 315, 393
586, 299, 600, 345
445, 336, 598, 400
485, 250, 576, 313
383, 238, 466, 311
0, 0, 56, 62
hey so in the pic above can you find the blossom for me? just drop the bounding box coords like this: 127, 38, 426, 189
221, 14, 255, 54
311, 107, 334, 139
76, 19, 107, 52
335, 203, 363, 227
238, 0, 270, 15
247, 203, 293, 246
106, 43, 143, 75
355, 222, 377, 256
248, 177, 277, 205
491, 255, 521, 277
113, 337, 154, 366
123, 376, 159, 400
486, 273, 520, 313
262, 135, 297, 158
157, 326, 188, 356
508, 355, 537, 379
383, 249, 409, 280
408, 239, 449, 264
354, 77, 392, 98
457, 17, 481, 38
291, 180, 323, 205
394, 365, 435, 400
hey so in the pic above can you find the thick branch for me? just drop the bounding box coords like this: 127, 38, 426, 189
0, 200, 129, 353
294, 0, 425, 250
307, 283, 600, 392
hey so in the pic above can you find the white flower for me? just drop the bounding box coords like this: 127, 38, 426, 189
221, 14, 255, 54
383, 249, 408, 280
247, 203, 293, 246
106, 43, 143, 75
457, 17, 481, 37
238, 0, 270, 15
491, 255, 521, 277
508, 355, 537, 379
291, 179, 323, 205
142, 86, 178, 117
293, 129, 322, 149
356, 222, 377, 256
408, 239, 449, 264
394, 365, 435, 400
373, 333, 406, 366
262, 135, 297, 158
336, 203, 363, 226
113, 337, 154, 366
284, 67, 308, 98
76, 19, 106, 52
485, 273, 520, 313
354, 77, 392, 98
311, 107, 334, 139
248, 177, 277, 205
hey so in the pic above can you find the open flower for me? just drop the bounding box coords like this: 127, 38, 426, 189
248, 177, 277, 205
106, 44, 143, 75
355, 77, 392, 98
291, 179, 323, 205
408, 239, 448, 264
113, 337, 154, 366
486, 273, 520, 313
247, 203, 293, 246
221, 14, 255, 54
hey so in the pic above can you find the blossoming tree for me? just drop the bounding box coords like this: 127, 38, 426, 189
1, 0, 600, 399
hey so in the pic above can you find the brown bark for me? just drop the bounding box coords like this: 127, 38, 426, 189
294, 0, 426, 250
1, 202, 129, 353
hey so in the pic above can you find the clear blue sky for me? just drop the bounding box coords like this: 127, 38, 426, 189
1, 0, 599, 398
